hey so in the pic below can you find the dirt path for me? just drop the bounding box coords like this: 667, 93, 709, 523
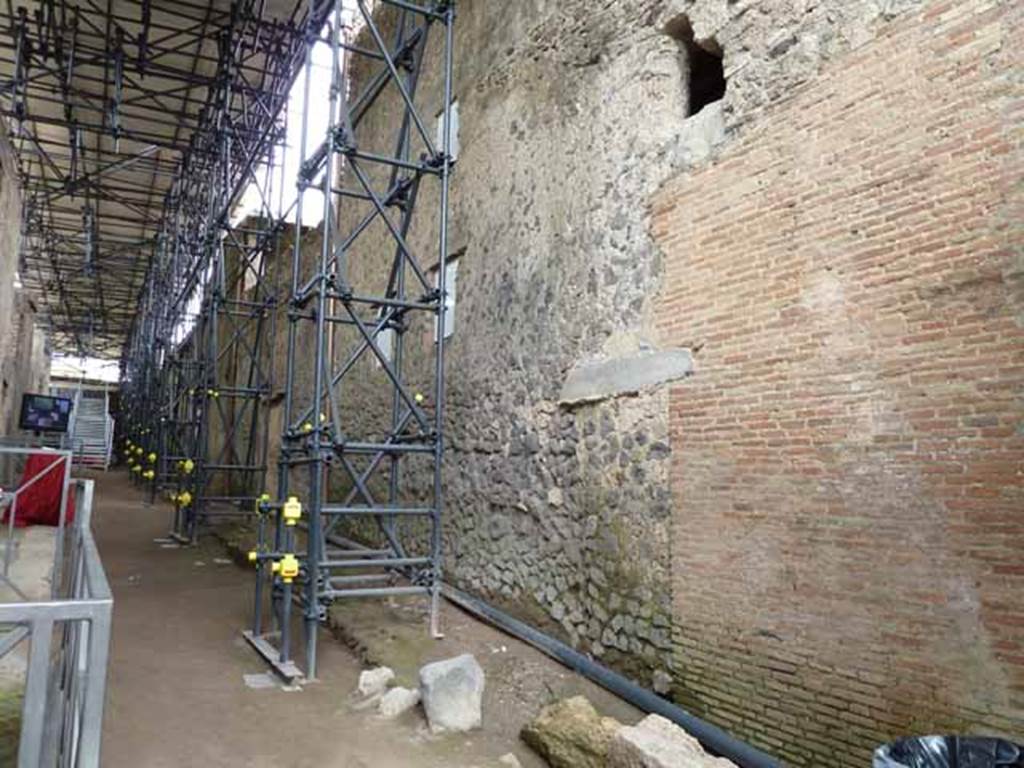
92, 470, 637, 767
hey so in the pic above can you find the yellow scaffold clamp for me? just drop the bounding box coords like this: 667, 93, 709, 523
135, 446, 143, 456
148, 452, 157, 464
301, 421, 313, 433
414, 392, 425, 405
247, 550, 259, 564
182, 459, 195, 475
272, 553, 300, 584
283, 496, 302, 527
143, 469, 155, 480
207, 389, 219, 399
132, 465, 142, 474
255, 492, 271, 514
177, 491, 193, 508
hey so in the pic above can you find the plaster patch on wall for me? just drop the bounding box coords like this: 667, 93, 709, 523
559, 348, 694, 406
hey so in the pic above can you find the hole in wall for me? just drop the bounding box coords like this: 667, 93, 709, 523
665, 15, 726, 117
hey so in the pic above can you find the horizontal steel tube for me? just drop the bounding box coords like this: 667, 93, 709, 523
327, 574, 392, 585
0, 598, 112, 623
200, 463, 266, 471
324, 547, 393, 558
319, 586, 429, 599
332, 442, 435, 454
321, 557, 429, 569
321, 505, 433, 516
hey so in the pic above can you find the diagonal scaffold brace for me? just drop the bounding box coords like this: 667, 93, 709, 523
243, 0, 456, 683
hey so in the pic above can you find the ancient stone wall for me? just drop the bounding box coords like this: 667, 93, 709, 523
333, 0, 978, 691
231, 0, 1022, 763
0, 122, 49, 440
0, 293, 50, 438
0, 118, 24, 430
654, 0, 1023, 763
336, 0, 707, 684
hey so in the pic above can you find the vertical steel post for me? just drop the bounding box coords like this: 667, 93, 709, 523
241, 0, 456, 682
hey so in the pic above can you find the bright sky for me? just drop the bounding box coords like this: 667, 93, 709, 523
51, 353, 120, 384
232, 4, 365, 226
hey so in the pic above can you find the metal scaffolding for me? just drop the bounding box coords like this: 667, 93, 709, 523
159, 203, 283, 543
244, 0, 455, 681
1, 0, 306, 357
116, 1, 326, 539
3, 0, 454, 684
0, 1, 322, 545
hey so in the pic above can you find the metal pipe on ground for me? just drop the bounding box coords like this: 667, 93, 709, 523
319, 529, 780, 767
442, 584, 782, 768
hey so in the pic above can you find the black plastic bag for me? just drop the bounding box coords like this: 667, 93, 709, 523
874, 736, 1023, 768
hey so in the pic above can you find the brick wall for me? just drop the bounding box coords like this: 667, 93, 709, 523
0, 121, 50, 443
0, 119, 22, 408
652, 2, 1023, 765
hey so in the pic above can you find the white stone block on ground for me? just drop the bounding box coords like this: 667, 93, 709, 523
607, 714, 738, 768
357, 666, 395, 697
418, 653, 485, 733
378, 686, 421, 719
242, 672, 276, 690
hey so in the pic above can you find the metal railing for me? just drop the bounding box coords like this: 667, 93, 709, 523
0, 447, 112, 766
0, 447, 72, 599
103, 416, 115, 471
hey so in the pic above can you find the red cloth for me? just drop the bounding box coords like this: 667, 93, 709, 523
2, 452, 75, 528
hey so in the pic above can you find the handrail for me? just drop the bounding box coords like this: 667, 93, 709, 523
0, 447, 73, 596
104, 414, 115, 470
0, 467, 113, 767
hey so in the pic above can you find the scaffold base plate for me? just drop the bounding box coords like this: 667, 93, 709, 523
242, 629, 304, 684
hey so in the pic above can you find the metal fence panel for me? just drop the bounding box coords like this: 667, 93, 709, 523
0, 453, 112, 767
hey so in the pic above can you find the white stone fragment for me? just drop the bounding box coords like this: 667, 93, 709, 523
378, 686, 421, 719
357, 666, 395, 697
418, 653, 485, 733
242, 672, 276, 690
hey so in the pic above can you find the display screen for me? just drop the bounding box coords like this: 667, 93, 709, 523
18, 394, 73, 433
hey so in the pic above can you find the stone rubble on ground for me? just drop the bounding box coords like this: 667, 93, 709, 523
651, 670, 672, 696
378, 686, 421, 719
357, 666, 395, 698
607, 714, 738, 768
520, 695, 622, 768
419, 653, 485, 733
242, 672, 277, 690
497, 753, 523, 768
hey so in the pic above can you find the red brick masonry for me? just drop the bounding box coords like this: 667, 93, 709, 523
652, 2, 1023, 764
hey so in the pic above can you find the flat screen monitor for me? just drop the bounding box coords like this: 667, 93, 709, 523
18, 393, 73, 434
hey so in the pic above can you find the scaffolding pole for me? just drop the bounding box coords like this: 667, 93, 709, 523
244, 0, 456, 682
118, 2, 328, 538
